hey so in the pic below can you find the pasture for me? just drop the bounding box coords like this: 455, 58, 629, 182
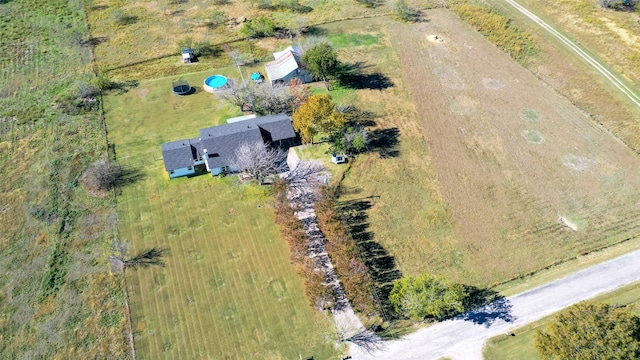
104, 74, 336, 359
335, 10, 640, 290
0, 0, 130, 358
483, 281, 640, 359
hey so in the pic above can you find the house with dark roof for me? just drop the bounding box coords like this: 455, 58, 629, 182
161, 113, 297, 178
265, 46, 312, 86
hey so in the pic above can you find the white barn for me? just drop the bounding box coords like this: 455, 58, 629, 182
264, 46, 313, 86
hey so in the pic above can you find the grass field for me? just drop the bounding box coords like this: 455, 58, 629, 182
87, 0, 436, 75
327, 11, 640, 295
483, 281, 640, 359
490, 0, 640, 152
0, 0, 130, 358
104, 74, 337, 359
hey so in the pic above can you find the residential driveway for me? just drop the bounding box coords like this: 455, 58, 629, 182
351, 249, 640, 359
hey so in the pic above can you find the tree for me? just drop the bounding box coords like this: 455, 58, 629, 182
393, 0, 421, 23
331, 125, 369, 155
389, 274, 469, 320
84, 158, 122, 192
230, 141, 287, 182
240, 16, 276, 38
218, 81, 293, 115
535, 302, 640, 360
301, 42, 339, 82
209, 9, 228, 29
292, 94, 345, 143
289, 77, 310, 112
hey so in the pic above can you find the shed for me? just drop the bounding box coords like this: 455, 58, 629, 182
182, 48, 194, 63
265, 46, 312, 86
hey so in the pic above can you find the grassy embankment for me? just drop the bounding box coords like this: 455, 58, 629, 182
0, 0, 130, 358
104, 71, 337, 359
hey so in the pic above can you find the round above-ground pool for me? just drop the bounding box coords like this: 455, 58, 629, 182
203, 75, 228, 93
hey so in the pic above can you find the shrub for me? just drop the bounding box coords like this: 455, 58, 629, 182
240, 16, 276, 38
389, 274, 469, 320
535, 302, 640, 359
449, 0, 538, 62
209, 9, 228, 28
393, 0, 421, 22
84, 159, 121, 192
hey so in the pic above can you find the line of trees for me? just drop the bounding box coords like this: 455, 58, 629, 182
314, 186, 382, 317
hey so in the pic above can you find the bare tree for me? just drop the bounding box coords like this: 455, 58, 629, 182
283, 160, 324, 185
253, 83, 292, 115
219, 81, 294, 115
84, 158, 122, 191
218, 80, 253, 111
230, 141, 287, 183
224, 45, 246, 83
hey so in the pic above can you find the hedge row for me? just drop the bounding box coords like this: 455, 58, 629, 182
314, 186, 382, 317
272, 180, 336, 310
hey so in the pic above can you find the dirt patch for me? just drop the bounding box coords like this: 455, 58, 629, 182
434, 66, 464, 90
558, 215, 578, 231
483, 78, 504, 90
135, 88, 150, 98
562, 154, 594, 171
427, 34, 446, 43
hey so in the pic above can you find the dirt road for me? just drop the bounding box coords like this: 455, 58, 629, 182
351, 249, 640, 359
500, 0, 640, 108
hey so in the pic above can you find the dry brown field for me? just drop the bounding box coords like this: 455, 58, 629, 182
341, 10, 640, 288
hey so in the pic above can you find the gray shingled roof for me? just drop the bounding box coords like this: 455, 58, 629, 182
253, 113, 296, 141
162, 113, 295, 172
161, 138, 200, 171
200, 123, 263, 169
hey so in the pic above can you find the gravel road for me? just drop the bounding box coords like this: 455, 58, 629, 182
351, 249, 640, 359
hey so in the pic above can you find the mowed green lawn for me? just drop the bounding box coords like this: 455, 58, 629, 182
105, 70, 336, 359
483, 282, 640, 360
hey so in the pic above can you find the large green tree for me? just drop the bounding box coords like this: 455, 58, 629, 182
301, 42, 339, 82
389, 274, 469, 320
292, 94, 345, 143
535, 302, 640, 360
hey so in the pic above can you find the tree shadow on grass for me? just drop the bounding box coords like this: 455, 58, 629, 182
368, 127, 400, 158
336, 196, 402, 317
118, 166, 144, 188
337, 62, 394, 90
107, 80, 139, 95
457, 287, 514, 327
339, 105, 377, 127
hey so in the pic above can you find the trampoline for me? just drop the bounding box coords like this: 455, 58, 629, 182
172, 80, 192, 95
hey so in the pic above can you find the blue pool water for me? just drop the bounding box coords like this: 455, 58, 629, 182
204, 75, 228, 89
251, 72, 261, 81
